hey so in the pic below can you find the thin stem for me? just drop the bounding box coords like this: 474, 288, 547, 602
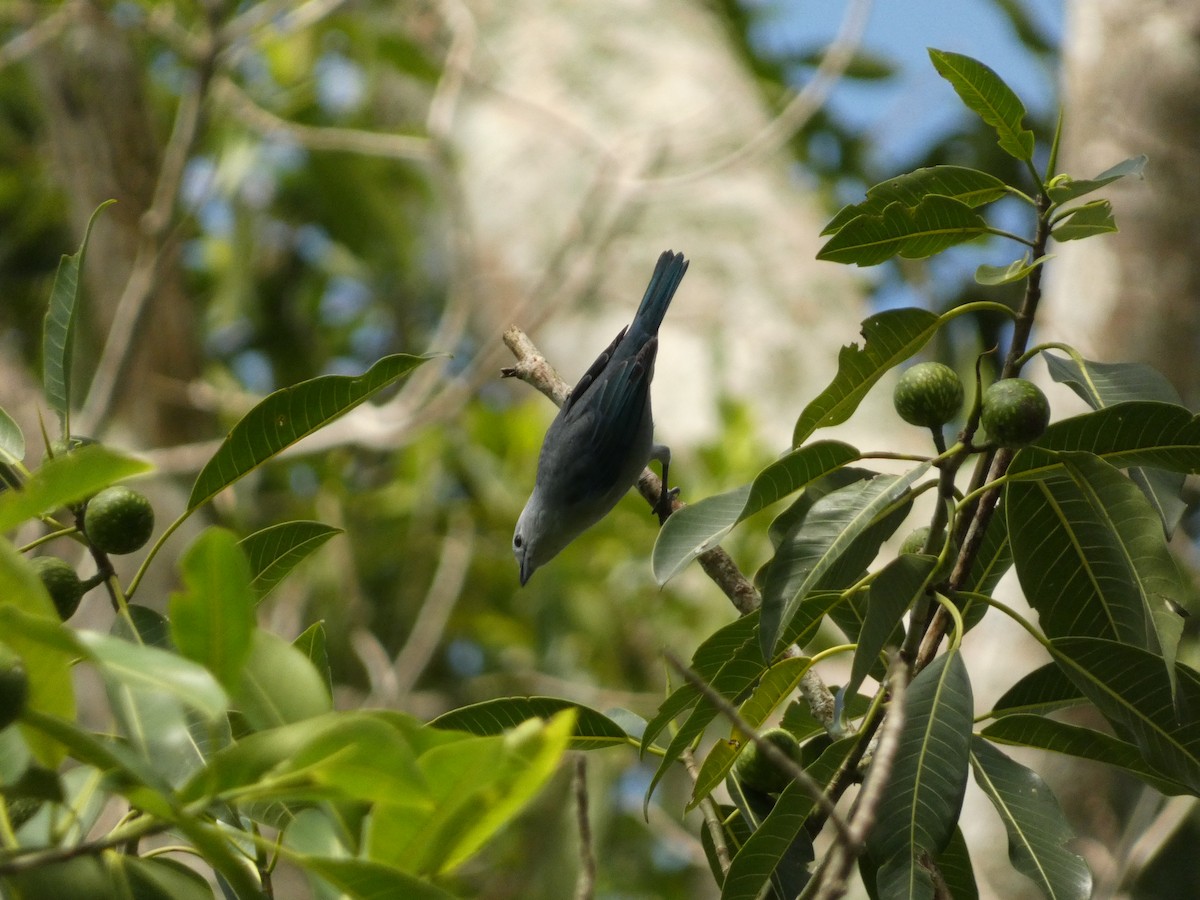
985, 226, 1037, 248
940, 300, 1020, 323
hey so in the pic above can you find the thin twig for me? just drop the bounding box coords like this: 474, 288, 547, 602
682, 748, 731, 877
573, 756, 597, 900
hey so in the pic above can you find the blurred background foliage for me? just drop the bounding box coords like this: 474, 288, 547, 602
0, 1, 1077, 896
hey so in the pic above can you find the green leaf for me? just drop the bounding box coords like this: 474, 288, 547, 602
975, 254, 1053, 286
430, 696, 631, 751
981, 714, 1191, 795
793, 309, 940, 445
1021, 402, 1200, 475
1009, 452, 1191, 693
690, 656, 813, 807
989, 663, 1085, 718
0, 406, 24, 465
1048, 155, 1147, 203
1052, 200, 1117, 242
0, 544, 77, 767
188, 354, 431, 510
970, 737, 1093, 900
822, 166, 1007, 235
78, 631, 228, 723
719, 738, 855, 900
936, 826, 979, 900
115, 855, 215, 900
1050, 637, 1200, 793
653, 441, 859, 583
294, 621, 332, 696
367, 712, 573, 876
816, 195, 991, 266
42, 201, 114, 427
846, 554, 937, 698
928, 49, 1034, 160
169, 528, 256, 691
233, 629, 332, 730
760, 467, 927, 658
868, 651, 973, 900
302, 857, 457, 900
0, 443, 151, 532
239, 520, 343, 601
964, 503, 1011, 597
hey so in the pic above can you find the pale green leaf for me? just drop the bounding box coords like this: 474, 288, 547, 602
1052, 200, 1116, 242
0, 406, 24, 465
233, 629, 332, 730
1048, 155, 1147, 203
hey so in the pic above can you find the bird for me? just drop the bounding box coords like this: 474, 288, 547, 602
513, 250, 689, 585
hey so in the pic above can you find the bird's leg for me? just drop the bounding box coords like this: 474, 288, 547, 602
649, 443, 679, 523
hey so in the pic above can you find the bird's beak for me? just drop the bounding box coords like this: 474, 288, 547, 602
519, 556, 533, 587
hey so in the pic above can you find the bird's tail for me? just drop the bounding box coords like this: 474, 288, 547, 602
630, 250, 688, 340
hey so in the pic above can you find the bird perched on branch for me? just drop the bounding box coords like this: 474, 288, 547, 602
513, 250, 688, 585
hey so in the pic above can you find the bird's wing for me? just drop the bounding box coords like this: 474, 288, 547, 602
574, 335, 657, 492
562, 326, 627, 417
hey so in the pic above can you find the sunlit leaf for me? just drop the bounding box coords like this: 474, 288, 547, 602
653, 441, 859, 583
0, 406, 24, 465
928, 49, 1034, 160
793, 309, 940, 445
823, 166, 1007, 235
233, 629, 331, 730
1051, 200, 1116, 242
868, 651, 973, 900
970, 737, 1092, 899
188, 354, 431, 510
430, 696, 631, 750
240, 520, 342, 601
42, 201, 114, 426
817, 196, 990, 267
975, 254, 1052, 286
1048, 155, 1147, 203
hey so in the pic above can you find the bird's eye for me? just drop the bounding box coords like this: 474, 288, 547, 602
514, 534, 523, 549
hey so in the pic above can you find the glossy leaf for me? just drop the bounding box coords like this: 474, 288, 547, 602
981, 714, 1190, 795
869, 651, 973, 900
0, 544, 77, 766
846, 554, 936, 701
823, 166, 1007, 235
1048, 155, 1147, 203
760, 467, 926, 658
0, 406, 24, 465
970, 737, 1092, 900
0, 443, 151, 532
928, 49, 1034, 160
1051, 200, 1117, 241
170, 528, 256, 691
975, 254, 1052, 285
42, 201, 113, 424
793, 308, 940, 445
1050, 637, 1200, 793
188, 353, 430, 510
816, 195, 989, 267
430, 696, 631, 750
240, 520, 343, 601
653, 441, 859, 583
233, 629, 332, 730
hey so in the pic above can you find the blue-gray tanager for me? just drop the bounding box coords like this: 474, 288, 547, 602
513, 250, 689, 585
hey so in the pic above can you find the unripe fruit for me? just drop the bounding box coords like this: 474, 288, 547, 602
30, 556, 84, 620
893, 362, 964, 429
84, 486, 155, 555
732, 727, 802, 795
0, 647, 28, 730
898, 526, 958, 579
981, 378, 1050, 447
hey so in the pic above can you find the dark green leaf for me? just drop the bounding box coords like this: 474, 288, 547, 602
975, 254, 1052, 286
302, 857, 456, 900
169, 528, 256, 692
430, 696, 631, 751
868, 652, 973, 898
823, 166, 1007, 235
936, 826, 979, 900
233, 629, 331, 729
188, 354, 431, 510
42, 201, 114, 425
793, 309, 940, 445
847, 554, 936, 698
970, 737, 1092, 899
0, 406, 24, 465
816, 196, 990, 267
1048, 155, 1147, 203
653, 441, 859, 583
0, 443, 151, 532
1050, 638, 1200, 793
981, 714, 1191, 795
990, 663, 1085, 718
963, 504, 1011, 598
240, 520, 343, 601
928, 49, 1034, 160
1052, 200, 1117, 241
760, 467, 927, 658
